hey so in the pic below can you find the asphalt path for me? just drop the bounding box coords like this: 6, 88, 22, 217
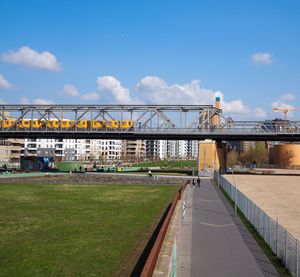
190, 179, 266, 277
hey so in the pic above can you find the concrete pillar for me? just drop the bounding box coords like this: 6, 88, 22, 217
197, 140, 227, 174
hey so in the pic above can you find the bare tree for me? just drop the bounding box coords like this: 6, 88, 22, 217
227, 149, 238, 167
282, 150, 295, 166
239, 141, 268, 166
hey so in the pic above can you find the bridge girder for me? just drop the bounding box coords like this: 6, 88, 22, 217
0, 105, 299, 141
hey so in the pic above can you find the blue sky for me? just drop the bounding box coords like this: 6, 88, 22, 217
0, 0, 299, 119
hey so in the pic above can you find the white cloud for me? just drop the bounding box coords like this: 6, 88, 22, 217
271, 101, 293, 109
33, 98, 55, 105
221, 99, 250, 114
136, 76, 259, 115
81, 92, 99, 100
19, 96, 30, 104
252, 108, 267, 118
62, 84, 99, 101
63, 84, 80, 97
19, 96, 54, 105
1, 46, 61, 71
97, 76, 142, 104
252, 52, 273, 65
0, 74, 13, 90
95, 75, 266, 117
281, 93, 295, 101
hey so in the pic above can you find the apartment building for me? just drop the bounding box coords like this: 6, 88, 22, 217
145, 140, 199, 160
0, 139, 24, 166
90, 140, 122, 161
23, 138, 76, 160
122, 140, 145, 161
22, 138, 122, 161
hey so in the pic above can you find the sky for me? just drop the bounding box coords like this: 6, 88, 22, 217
0, 0, 300, 120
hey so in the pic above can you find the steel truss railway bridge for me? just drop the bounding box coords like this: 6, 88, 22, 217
0, 104, 300, 141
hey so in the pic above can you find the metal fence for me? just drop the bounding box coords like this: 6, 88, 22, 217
214, 171, 299, 277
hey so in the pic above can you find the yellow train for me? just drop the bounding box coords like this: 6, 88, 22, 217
0, 119, 134, 129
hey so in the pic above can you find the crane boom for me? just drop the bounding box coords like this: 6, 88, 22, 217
273, 107, 300, 120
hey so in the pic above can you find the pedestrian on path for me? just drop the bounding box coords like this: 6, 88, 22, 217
192, 178, 196, 188
197, 177, 201, 188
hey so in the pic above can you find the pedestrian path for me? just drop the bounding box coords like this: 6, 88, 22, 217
178, 179, 279, 277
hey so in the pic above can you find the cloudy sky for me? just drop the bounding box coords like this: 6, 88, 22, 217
0, 0, 299, 119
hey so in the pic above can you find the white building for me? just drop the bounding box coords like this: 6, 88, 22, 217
145, 140, 198, 160
90, 140, 122, 161
22, 139, 122, 161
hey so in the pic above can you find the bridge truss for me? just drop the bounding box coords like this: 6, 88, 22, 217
0, 105, 300, 141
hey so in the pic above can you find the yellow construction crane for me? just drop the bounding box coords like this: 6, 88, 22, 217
273, 107, 300, 120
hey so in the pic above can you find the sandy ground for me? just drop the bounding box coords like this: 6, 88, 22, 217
225, 169, 300, 240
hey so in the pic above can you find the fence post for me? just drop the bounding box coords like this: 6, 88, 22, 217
263, 211, 265, 240
257, 206, 260, 233
242, 193, 244, 214
285, 229, 287, 267
254, 204, 256, 227
276, 208, 279, 257
252, 203, 254, 226
235, 185, 237, 216
250, 201, 252, 224
258, 208, 260, 234
296, 239, 299, 277
248, 198, 250, 220
248, 198, 250, 221
269, 215, 271, 247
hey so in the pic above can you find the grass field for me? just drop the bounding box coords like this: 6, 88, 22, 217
0, 183, 179, 276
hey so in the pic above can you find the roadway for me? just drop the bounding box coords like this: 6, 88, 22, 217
178, 180, 279, 277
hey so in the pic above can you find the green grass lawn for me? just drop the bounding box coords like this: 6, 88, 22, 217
0, 183, 179, 277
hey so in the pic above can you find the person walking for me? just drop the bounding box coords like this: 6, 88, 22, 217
192, 178, 196, 188
197, 177, 201, 188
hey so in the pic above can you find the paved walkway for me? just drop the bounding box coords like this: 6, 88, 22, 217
178, 179, 279, 277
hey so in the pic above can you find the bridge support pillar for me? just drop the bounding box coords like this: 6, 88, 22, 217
197, 139, 227, 175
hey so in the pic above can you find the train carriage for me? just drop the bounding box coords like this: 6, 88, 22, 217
0, 119, 134, 130
0, 119, 14, 128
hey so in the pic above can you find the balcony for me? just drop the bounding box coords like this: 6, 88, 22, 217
55, 144, 64, 149
27, 144, 37, 149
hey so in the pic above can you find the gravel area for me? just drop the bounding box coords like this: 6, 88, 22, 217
225, 170, 300, 240
0, 173, 183, 185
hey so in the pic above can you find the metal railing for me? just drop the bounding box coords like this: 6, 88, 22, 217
214, 171, 299, 277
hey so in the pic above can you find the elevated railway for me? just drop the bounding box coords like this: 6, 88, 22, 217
0, 104, 299, 141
